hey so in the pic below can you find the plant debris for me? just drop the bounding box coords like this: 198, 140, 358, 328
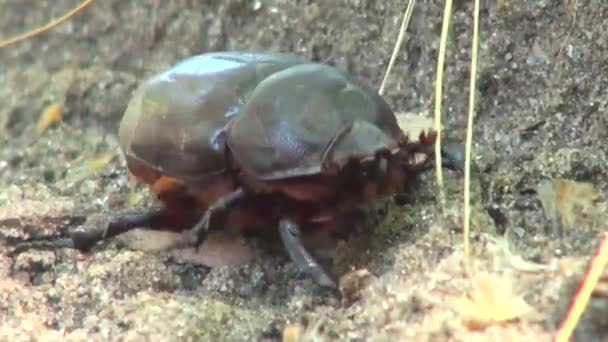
450, 272, 534, 326
538, 178, 605, 236
36, 103, 63, 133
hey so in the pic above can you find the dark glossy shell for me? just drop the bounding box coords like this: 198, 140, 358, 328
118, 52, 307, 181
226, 63, 404, 180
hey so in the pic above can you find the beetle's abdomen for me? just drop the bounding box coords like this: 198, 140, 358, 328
119, 52, 308, 182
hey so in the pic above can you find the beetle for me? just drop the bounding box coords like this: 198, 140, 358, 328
17, 51, 461, 290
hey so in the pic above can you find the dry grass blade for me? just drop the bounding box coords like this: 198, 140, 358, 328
462, 0, 482, 266
433, 0, 454, 213
378, 0, 416, 96
0, 0, 96, 49
485, 234, 557, 273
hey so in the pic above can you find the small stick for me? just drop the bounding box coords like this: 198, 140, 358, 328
378, 0, 416, 96
0, 0, 96, 49
555, 232, 608, 342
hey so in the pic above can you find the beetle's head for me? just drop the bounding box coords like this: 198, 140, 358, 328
365, 130, 464, 197
333, 133, 463, 206
395, 129, 464, 178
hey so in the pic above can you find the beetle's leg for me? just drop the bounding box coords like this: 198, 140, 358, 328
278, 218, 338, 291
182, 188, 245, 248
10, 208, 201, 254
71, 212, 162, 250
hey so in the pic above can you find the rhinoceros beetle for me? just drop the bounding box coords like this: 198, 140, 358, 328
16, 51, 461, 291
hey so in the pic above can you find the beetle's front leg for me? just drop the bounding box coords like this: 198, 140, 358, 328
278, 218, 338, 292
404, 140, 464, 173
182, 188, 246, 248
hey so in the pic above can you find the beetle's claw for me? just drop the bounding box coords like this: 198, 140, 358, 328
307, 264, 340, 292
181, 212, 212, 249
278, 219, 341, 295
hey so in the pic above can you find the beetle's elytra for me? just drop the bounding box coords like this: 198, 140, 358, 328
19, 51, 461, 291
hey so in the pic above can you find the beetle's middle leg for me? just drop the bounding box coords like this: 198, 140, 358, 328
182, 188, 246, 248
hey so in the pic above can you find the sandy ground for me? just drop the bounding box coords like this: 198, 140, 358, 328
1, 0, 608, 341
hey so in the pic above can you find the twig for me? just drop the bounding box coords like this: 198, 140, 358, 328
555, 232, 608, 342
379, 0, 416, 96
0, 0, 96, 49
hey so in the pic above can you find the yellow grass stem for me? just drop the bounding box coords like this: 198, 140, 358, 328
433, 0, 454, 213
463, 0, 481, 266
0, 0, 96, 49
379, 0, 416, 96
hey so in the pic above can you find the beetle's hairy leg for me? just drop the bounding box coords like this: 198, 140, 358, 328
278, 219, 339, 294
9, 208, 201, 254
68, 212, 158, 251
4, 215, 85, 254
182, 188, 245, 248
